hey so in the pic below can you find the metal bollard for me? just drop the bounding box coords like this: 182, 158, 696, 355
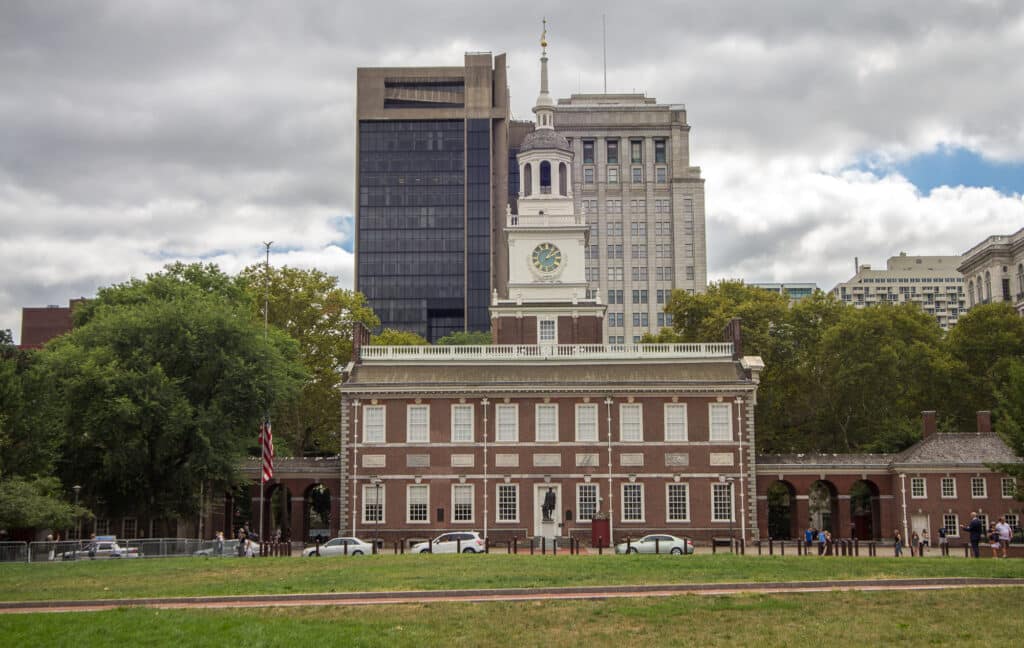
757, 540, 762, 556
854, 538, 859, 556
598, 536, 603, 555
485, 537, 489, 554
780, 540, 784, 556
626, 536, 632, 554
741, 539, 745, 555
456, 538, 461, 554
530, 538, 534, 555
768, 538, 773, 555
541, 537, 546, 555
655, 538, 660, 554
712, 538, 717, 554
400, 539, 405, 555
513, 537, 518, 554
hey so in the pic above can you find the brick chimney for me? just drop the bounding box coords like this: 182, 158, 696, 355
723, 317, 743, 360
977, 411, 992, 434
921, 411, 937, 439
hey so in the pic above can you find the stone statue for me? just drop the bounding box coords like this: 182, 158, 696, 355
542, 488, 556, 522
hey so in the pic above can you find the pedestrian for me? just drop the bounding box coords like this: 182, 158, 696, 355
989, 525, 1000, 558
937, 525, 948, 556
214, 531, 225, 556
893, 529, 903, 557
911, 531, 919, 557
962, 512, 983, 558
805, 527, 814, 550
244, 537, 255, 558
995, 517, 1012, 559
919, 529, 929, 557
818, 528, 827, 556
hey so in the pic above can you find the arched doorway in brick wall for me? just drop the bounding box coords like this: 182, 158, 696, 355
808, 480, 839, 534
304, 483, 332, 542
850, 480, 881, 541
264, 483, 292, 541
767, 480, 798, 540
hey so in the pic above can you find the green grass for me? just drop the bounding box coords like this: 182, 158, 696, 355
1, 588, 1022, 646
1, 553, 1022, 602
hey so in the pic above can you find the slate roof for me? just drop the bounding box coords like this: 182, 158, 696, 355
893, 433, 1020, 466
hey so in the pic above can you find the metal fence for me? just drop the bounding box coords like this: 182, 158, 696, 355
0, 538, 240, 563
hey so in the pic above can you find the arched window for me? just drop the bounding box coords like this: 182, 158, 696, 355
967, 281, 974, 307
540, 161, 552, 194
985, 271, 992, 303
1018, 264, 1023, 298
523, 163, 532, 197
559, 162, 568, 195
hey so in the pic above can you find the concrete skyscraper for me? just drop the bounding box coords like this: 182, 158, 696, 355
355, 53, 511, 341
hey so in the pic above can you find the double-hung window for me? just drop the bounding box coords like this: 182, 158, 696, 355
622, 483, 644, 521
575, 404, 598, 442
712, 483, 734, 521
362, 484, 384, 524
536, 404, 558, 442
971, 477, 987, 498
495, 404, 519, 442
1002, 477, 1017, 498
362, 405, 386, 443
451, 404, 474, 443
452, 484, 474, 522
407, 485, 428, 523
709, 403, 732, 441
667, 483, 689, 522
577, 484, 598, 521
664, 403, 688, 441
941, 477, 956, 498
407, 404, 430, 443
911, 477, 926, 498
620, 403, 643, 442
496, 484, 518, 522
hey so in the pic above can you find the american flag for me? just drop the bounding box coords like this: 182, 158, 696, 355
260, 419, 274, 483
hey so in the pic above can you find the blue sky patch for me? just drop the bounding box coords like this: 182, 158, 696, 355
860, 146, 1024, 196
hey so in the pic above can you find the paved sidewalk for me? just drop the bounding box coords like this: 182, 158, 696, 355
3, 577, 1023, 615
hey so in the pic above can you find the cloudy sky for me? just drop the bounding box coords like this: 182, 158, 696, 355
3, 1, 1023, 341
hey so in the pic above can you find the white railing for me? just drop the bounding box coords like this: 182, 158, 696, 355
361, 343, 734, 362
507, 213, 585, 227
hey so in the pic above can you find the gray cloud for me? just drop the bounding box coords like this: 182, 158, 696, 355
2, 1, 1023, 341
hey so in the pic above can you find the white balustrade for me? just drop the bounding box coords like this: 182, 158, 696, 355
359, 342, 733, 362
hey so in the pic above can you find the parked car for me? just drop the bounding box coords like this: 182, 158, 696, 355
194, 539, 260, 557
411, 532, 486, 554
615, 534, 694, 555
302, 537, 374, 557
62, 536, 139, 560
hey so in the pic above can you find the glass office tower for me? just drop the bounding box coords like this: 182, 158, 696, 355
355, 54, 510, 341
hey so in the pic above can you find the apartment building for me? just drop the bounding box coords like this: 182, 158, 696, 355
831, 253, 966, 330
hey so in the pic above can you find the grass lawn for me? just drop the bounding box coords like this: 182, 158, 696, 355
1, 553, 1022, 602
1, 588, 1021, 646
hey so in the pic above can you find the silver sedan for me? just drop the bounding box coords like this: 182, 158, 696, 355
302, 537, 374, 557
615, 534, 694, 554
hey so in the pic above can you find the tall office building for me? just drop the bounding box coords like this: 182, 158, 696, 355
554, 94, 708, 343
355, 54, 511, 341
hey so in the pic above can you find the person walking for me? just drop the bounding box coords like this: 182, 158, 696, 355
893, 529, 903, 557
818, 528, 827, 556
937, 525, 948, 556
911, 531, 919, 557
989, 524, 1000, 558
805, 527, 814, 551
962, 512, 983, 558
919, 529, 929, 557
995, 517, 1012, 559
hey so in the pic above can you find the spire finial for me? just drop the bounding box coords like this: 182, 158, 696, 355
541, 18, 548, 54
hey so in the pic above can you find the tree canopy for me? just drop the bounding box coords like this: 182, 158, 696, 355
436, 330, 492, 345
238, 264, 379, 454
38, 263, 306, 527
370, 329, 429, 346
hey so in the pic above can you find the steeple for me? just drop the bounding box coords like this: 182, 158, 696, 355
533, 18, 555, 130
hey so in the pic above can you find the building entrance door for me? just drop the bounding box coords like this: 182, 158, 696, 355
911, 514, 930, 552
534, 484, 561, 542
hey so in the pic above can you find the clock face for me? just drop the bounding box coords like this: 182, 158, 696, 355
531, 243, 563, 273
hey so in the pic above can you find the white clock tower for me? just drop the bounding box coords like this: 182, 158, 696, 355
491, 24, 605, 346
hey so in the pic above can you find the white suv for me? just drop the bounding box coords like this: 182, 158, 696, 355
412, 532, 485, 554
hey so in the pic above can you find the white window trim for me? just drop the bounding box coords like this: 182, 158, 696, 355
708, 402, 733, 442
361, 483, 385, 525
1002, 477, 1016, 499
450, 404, 474, 444
535, 403, 559, 443
576, 483, 599, 522
971, 477, 987, 499
406, 484, 429, 524
537, 318, 557, 345
711, 482, 735, 522
910, 477, 927, 499
406, 404, 430, 444
575, 403, 599, 442
495, 483, 520, 523
620, 482, 645, 523
664, 403, 688, 442
619, 403, 643, 442
940, 477, 957, 499
943, 514, 960, 538
495, 404, 519, 443
666, 482, 690, 522
451, 483, 475, 524
362, 405, 386, 444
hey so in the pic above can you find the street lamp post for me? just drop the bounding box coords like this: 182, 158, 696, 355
481, 398, 489, 543
899, 473, 909, 543
352, 400, 361, 537
72, 485, 82, 541
720, 475, 736, 551
734, 397, 746, 544
604, 397, 614, 547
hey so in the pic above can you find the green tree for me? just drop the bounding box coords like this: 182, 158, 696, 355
0, 476, 90, 531
436, 330, 492, 345
238, 265, 379, 454
39, 263, 305, 531
945, 302, 1024, 424
370, 329, 429, 346
992, 358, 1024, 498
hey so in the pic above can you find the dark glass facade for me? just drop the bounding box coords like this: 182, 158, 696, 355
466, 119, 491, 332
358, 120, 466, 341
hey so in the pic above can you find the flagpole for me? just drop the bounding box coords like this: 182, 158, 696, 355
260, 241, 272, 542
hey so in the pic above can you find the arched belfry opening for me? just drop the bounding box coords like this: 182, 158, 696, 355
540, 161, 552, 194
559, 162, 567, 195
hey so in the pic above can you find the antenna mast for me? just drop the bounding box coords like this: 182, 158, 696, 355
603, 15, 607, 93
